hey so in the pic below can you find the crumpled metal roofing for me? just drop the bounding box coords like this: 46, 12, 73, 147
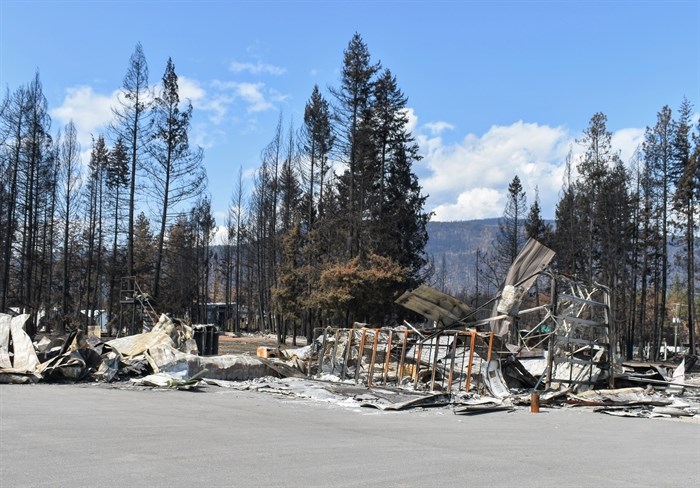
395, 284, 472, 328
491, 238, 556, 337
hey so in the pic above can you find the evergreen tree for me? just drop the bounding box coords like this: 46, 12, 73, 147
598, 158, 633, 350
83, 135, 109, 328
576, 112, 620, 283
18, 74, 53, 325
229, 168, 246, 333
146, 57, 206, 300
58, 122, 81, 318
643, 106, 674, 357
272, 219, 304, 344
312, 253, 407, 325
301, 86, 334, 339
575, 113, 632, 350
554, 149, 579, 276
274, 121, 303, 341
381, 137, 430, 289
191, 197, 215, 322
670, 98, 697, 354
524, 186, 552, 314
368, 67, 431, 292
132, 211, 155, 297
301, 85, 334, 228
0, 85, 26, 312
489, 175, 527, 284
0, 74, 55, 332
160, 215, 195, 315
105, 137, 129, 327
110, 42, 151, 280
525, 186, 551, 244
299, 34, 432, 324
278, 121, 301, 235
371, 68, 405, 229
331, 32, 380, 258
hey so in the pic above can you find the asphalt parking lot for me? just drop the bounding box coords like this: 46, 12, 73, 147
1, 383, 699, 487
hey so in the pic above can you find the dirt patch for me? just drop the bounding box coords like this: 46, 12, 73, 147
217, 333, 308, 355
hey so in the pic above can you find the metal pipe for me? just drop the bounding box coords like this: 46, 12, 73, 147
318, 328, 328, 376
383, 329, 393, 385
545, 275, 558, 389
413, 342, 423, 389
354, 328, 367, 384
447, 331, 459, 393
465, 330, 477, 392
530, 392, 540, 413
430, 333, 441, 391
367, 329, 380, 386
398, 330, 408, 380
329, 328, 340, 375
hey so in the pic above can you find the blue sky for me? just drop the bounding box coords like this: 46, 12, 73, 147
2, 0, 698, 228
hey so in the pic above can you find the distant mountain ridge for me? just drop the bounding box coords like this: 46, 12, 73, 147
424, 219, 502, 293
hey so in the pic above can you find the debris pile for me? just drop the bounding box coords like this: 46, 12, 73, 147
245, 238, 699, 417
0, 313, 276, 388
247, 325, 698, 417
2, 238, 698, 420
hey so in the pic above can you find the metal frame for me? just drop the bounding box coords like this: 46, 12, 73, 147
310, 266, 613, 395
118, 277, 159, 336
312, 325, 494, 394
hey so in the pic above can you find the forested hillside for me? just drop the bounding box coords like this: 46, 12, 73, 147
424, 219, 499, 296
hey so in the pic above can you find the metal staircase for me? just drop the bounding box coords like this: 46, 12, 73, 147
118, 277, 159, 336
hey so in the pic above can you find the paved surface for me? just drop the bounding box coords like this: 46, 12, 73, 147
1, 383, 699, 487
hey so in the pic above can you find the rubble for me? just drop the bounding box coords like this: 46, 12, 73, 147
131, 369, 208, 390
453, 397, 515, 415
0, 313, 275, 386
1, 238, 698, 421
1, 308, 698, 418
0, 314, 41, 383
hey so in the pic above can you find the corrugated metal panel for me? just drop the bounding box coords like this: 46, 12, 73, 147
491, 238, 556, 336
395, 284, 472, 327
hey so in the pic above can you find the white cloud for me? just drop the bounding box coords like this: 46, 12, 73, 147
612, 127, 645, 164
403, 108, 418, 134
191, 123, 225, 149
229, 60, 286, 76
212, 225, 228, 246
416, 119, 647, 222
424, 121, 454, 135
51, 85, 118, 148
242, 166, 258, 181
268, 88, 289, 104
236, 82, 274, 112
162, 76, 237, 127
418, 120, 571, 221
432, 187, 505, 221
197, 92, 234, 125
178, 76, 206, 104
404, 109, 453, 137
213, 80, 278, 113
52, 79, 232, 145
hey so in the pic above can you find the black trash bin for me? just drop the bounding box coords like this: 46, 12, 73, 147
193, 325, 219, 356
